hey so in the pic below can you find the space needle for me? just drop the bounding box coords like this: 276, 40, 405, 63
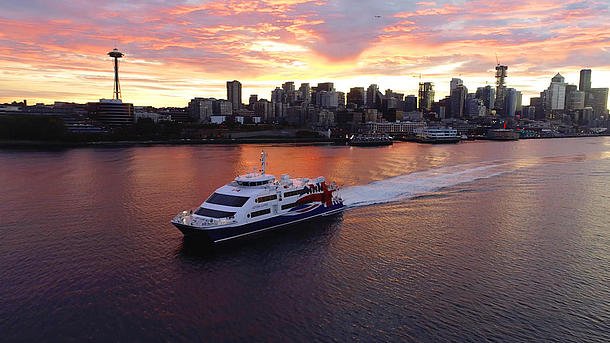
108, 48, 124, 100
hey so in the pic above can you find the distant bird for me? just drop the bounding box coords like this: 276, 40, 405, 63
374, 15, 382, 18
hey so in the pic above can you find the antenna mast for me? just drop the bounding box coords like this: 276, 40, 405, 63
260, 151, 267, 175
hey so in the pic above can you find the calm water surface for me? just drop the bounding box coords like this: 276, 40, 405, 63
1, 138, 609, 342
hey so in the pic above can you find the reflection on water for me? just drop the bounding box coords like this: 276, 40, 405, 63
1, 137, 609, 342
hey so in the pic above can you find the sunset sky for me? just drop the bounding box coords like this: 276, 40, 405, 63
1, 0, 609, 107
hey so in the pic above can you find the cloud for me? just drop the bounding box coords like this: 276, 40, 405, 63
0, 0, 609, 106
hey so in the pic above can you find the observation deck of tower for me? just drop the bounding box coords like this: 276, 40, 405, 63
108, 48, 124, 100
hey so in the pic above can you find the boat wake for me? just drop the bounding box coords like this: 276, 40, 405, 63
339, 160, 520, 208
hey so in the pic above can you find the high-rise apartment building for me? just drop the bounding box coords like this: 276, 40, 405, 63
226, 80, 242, 110
418, 82, 434, 112
298, 83, 311, 103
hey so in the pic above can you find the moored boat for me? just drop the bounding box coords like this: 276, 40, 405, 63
414, 127, 460, 144
348, 134, 393, 146
487, 129, 520, 140
171, 152, 344, 243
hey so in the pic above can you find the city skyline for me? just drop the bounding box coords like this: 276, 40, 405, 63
1, 0, 610, 107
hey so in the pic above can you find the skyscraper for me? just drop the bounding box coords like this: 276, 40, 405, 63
579, 69, 592, 92
282, 82, 296, 104
475, 86, 495, 112
450, 84, 467, 118
589, 88, 609, 119
298, 83, 311, 103
565, 85, 585, 111
226, 80, 242, 110
271, 87, 283, 103
547, 73, 567, 112
450, 78, 463, 91
248, 94, 258, 108
418, 82, 434, 112
366, 84, 379, 108
317, 82, 334, 92
495, 65, 508, 114
403, 95, 417, 112
504, 88, 518, 117
347, 87, 365, 108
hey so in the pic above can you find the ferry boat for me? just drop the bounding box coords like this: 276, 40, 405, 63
487, 129, 520, 141
171, 152, 345, 243
414, 127, 460, 144
348, 134, 393, 146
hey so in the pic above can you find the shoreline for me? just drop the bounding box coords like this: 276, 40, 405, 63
0, 137, 344, 149
0, 134, 607, 150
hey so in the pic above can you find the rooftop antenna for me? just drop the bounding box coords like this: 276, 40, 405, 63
260, 150, 267, 175
496, 53, 500, 65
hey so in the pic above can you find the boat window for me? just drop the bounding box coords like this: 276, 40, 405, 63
281, 202, 299, 210
256, 194, 277, 203
194, 207, 236, 218
281, 199, 313, 210
251, 208, 271, 217
284, 188, 307, 197
206, 193, 250, 207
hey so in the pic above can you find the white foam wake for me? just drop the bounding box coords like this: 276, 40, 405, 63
339, 161, 517, 208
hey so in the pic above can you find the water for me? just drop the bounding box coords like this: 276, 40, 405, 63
1, 138, 609, 342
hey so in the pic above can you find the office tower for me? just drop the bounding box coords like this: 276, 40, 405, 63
226, 80, 242, 110
450, 83, 467, 118
547, 73, 567, 111
347, 87, 365, 108
565, 85, 585, 111
475, 86, 495, 112
253, 99, 273, 121
418, 82, 434, 111
521, 106, 536, 119
530, 97, 544, 120
366, 84, 380, 108
213, 100, 233, 116
317, 91, 338, 108
450, 78, 463, 91
504, 88, 518, 117
579, 69, 592, 92
385, 89, 404, 101
405, 95, 418, 112
188, 98, 214, 122
495, 65, 508, 114
589, 88, 609, 119
317, 82, 334, 92
337, 92, 345, 107
465, 97, 486, 118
